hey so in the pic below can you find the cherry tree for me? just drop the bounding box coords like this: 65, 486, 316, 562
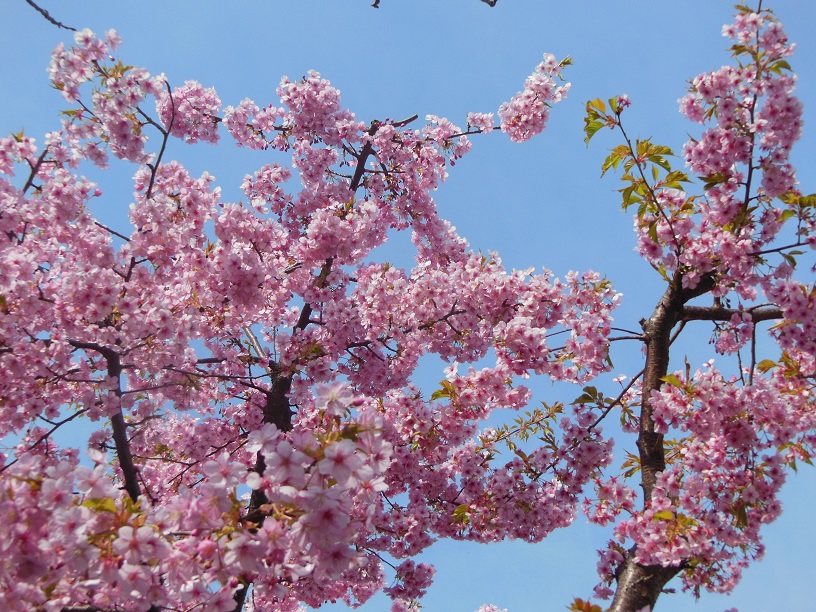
1, 2, 814, 611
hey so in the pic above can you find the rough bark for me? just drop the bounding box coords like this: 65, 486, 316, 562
607, 551, 681, 612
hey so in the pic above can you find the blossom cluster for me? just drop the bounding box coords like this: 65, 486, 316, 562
631, 8, 805, 299
2, 6, 814, 610
0, 26, 610, 611
585, 7, 816, 603
0, 389, 396, 610
498, 53, 571, 143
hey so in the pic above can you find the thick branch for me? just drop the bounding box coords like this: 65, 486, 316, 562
608, 273, 718, 611
638, 277, 691, 498
234, 118, 406, 611
608, 552, 680, 612
68, 340, 141, 502
681, 304, 782, 323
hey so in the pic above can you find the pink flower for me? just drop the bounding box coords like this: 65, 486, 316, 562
157, 80, 221, 144
499, 53, 570, 142
314, 382, 355, 417
317, 439, 362, 486
466, 112, 495, 134
264, 439, 311, 486
201, 452, 246, 488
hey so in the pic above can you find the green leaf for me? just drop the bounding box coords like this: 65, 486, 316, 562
452, 503, 470, 524
651, 156, 672, 172
701, 172, 728, 191
782, 252, 798, 268
601, 153, 620, 176
664, 170, 690, 187
648, 219, 659, 243
661, 373, 683, 388
732, 503, 748, 529
757, 359, 776, 373
768, 59, 792, 74
779, 190, 798, 204
781, 191, 816, 208
587, 98, 606, 114
83, 497, 118, 513
619, 185, 638, 210
430, 380, 455, 401
584, 120, 605, 146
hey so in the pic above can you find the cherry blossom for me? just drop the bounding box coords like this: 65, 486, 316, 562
0, 4, 814, 612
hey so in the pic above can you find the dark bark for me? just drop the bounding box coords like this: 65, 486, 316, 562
608, 274, 716, 611
24, 0, 77, 31
68, 340, 142, 503
232, 121, 380, 611
65, 342, 155, 611
232, 360, 294, 610
681, 304, 782, 323
608, 552, 681, 612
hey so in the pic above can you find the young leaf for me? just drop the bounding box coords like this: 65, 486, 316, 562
584, 119, 606, 146
661, 373, 683, 388
653, 509, 675, 521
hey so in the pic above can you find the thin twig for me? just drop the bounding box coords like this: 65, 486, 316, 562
0, 409, 87, 474
589, 368, 646, 430
22, 147, 50, 194
145, 80, 174, 201
24, 0, 76, 31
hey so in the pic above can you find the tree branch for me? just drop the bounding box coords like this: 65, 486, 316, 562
24, 0, 76, 31
68, 340, 141, 503
0, 409, 87, 474
681, 305, 783, 323
608, 553, 680, 612
22, 146, 50, 194
144, 81, 174, 201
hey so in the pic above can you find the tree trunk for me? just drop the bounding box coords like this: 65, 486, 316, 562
607, 552, 680, 612
607, 274, 714, 611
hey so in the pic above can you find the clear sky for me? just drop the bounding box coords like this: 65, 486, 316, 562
1, 1, 815, 611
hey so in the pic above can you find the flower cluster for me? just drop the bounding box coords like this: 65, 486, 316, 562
0, 27, 603, 610
591, 362, 816, 597
629, 8, 805, 297
2, 5, 814, 610
498, 53, 571, 143
157, 80, 222, 144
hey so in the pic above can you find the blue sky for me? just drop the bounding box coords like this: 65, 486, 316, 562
2, 1, 815, 610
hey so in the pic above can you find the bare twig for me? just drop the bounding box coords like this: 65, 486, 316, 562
0, 409, 87, 474
24, 0, 76, 31
145, 81, 175, 201
22, 147, 50, 194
